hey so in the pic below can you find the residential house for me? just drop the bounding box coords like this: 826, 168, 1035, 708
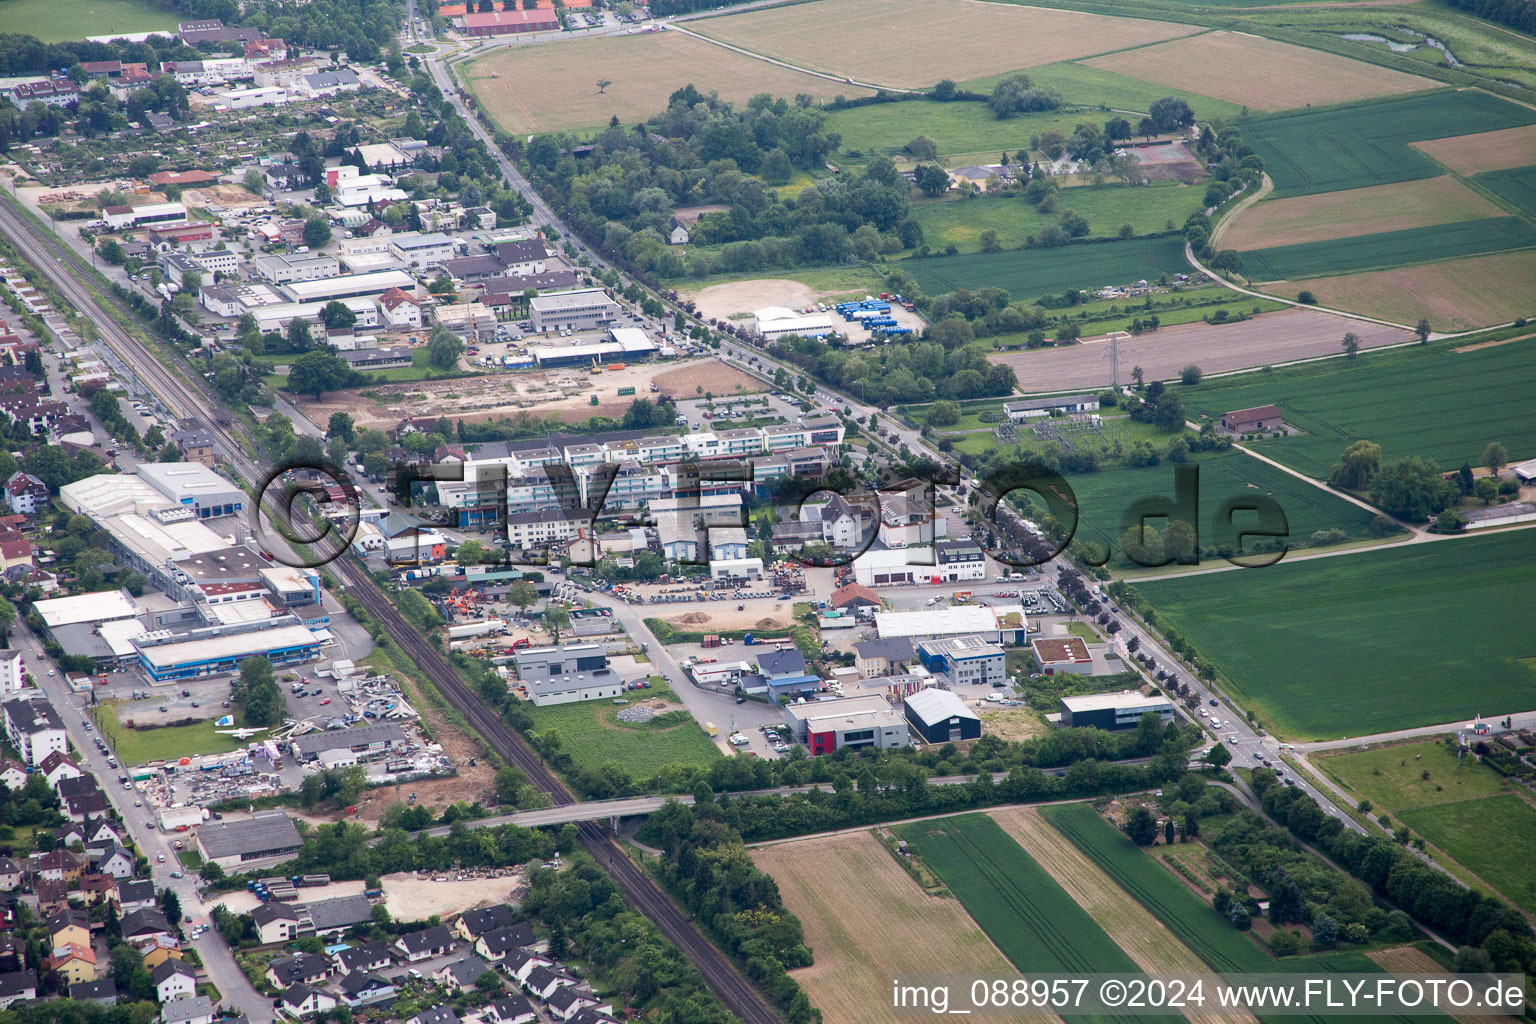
153, 959, 196, 1003
1219, 404, 1283, 433
45, 908, 90, 949
433, 956, 490, 993
522, 966, 575, 1002
161, 995, 215, 1024
280, 984, 337, 1018
548, 987, 608, 1022
4, 472, 48, 516
333, 939, 391, 975
140, 938, 183, 972
394, 924, 454, 962
407, 1007, 460, 1024
0, 970, 38, 1009
0, 760, 26, 790
38, 751, 82, 789
474, 922, 536, 963
47, 942, 97, 986
265, 951, 330, 989
35, 850, 83, 884
454, 905, 519, 942
934, 540, 986, 583
485, 995, 537, 1024
64, 789, 112, 822
504, 948, 555, 986
68, 978, 118, 1004
89, 843, 135, 879
117, 879, 158, 913
121, 908, 176, 948
337, 971, 395, 1008
79, 872, 119, 906
0, 858, 19, 891
85, 819, 122, 846
251, 902, 300, 944
35, 879, 69, 915
377, 287, 422, 328
3, 693, 67, 765
853, 637, 915, 678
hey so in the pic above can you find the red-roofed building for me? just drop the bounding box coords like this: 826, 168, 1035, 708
377, 287, 422, 328
147, 170, 218, 187
4, 473, 45, 516
460, 8, 559, 35
1219, 405, 1283, 433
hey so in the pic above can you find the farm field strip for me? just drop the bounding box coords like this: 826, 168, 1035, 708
751, 831, 1027, 1024
1238, 217, 1536, 281
463, 32, 871, 134
1134, 529, 1536, 738
1472, 165, 1536, 219
689, 0, 1200, 90
909, 184, 1202, 253
1277, 247, 1536, 330
1080, 31, 1436, 111
1366, 948, 1511, 1024
988, 307, 1408, 394
1398, 796, 1536, 914
895, 813, 1145, 1024
1243, 91, 1536, 197
1177, 331, 1536, 478
1410, 125, 1536, 175
989, 807, 1255, 1024
1216, 176, 1506, 251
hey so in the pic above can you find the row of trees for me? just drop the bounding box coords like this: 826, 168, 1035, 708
1329, 439, 1517, 521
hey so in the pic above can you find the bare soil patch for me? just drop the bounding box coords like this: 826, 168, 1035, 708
658, 598, 792, 631
977, 704, 1050, 742
695, 0, 1195, 89
1220, 177, 1503, 250
991, 807, 1254, 1024
691, 279, 830, 321
465, 31, 871, 134
1411, 124, 1536, 175
1083, 31, 1435, 111
753, 830, 1035, 1024
1452, 331, 1536, 353
186, 184, 267, 209
206, 870, 520, 920
990, 307, 1409, 392
1279, 250, 1536, 331
300, 359, 735, 427
1368, 947, 1519, 1024
651, 359, 763, 400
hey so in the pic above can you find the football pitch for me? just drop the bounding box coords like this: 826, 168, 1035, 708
1136, 529, 1536, 739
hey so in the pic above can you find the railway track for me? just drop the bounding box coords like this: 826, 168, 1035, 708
0, 195, 783, 1024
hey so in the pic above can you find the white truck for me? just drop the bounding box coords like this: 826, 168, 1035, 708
447, 618, 506, 640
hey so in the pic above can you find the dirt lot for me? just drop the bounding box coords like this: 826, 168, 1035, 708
303, 358, 748, 427
185, 183, 267, 209
692, 279, 838, 322
353, 672, 497, 821
752, 830, 1030, 1024
1083, 31, 1435, 111
1279, 249, 1536, 331
694, 0, 1197, 90
990, 807, 1255, 1024
990, 307, 1410, 392
206, 871, 522, 920
464, 31, 871, 134
653, 598, 794, 632
1411, 123, 1536, 175
651, 359, 763, 399
1219, 176, 1503, 250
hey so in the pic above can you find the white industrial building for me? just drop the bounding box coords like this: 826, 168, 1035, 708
529, 288, 621, 333
754, 307, 836, 340
103, 202, 188, 230
388, 232, 456, 269
875, 606, 1017, 645
1058, 691, 1174, 730
283, 270, 415, 304
218, 86, 289, 109
781, 695, 910, 755
1003, 395, 1101, 422
853, 547, 928, 587
254, 297, 379, 332
33, 589, 140, 632
135, 462, 245, 520
252, 253, 340, 285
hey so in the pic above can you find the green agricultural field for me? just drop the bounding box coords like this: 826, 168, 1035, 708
1136, 529, 1536, 739
668, 264, 884, 296
522, 686, 720, 781
92, 705, 246, 766
1005, 62, 1245, 121
1016, 448, 1383, 560
1474, 165, 1536, 218
1318, 740, 1510, 813
1400, 795, 1536, 913
905, 234, 1191, 299
1, 0, 177, 42
895, 813, 1143, 1000
910, 183, 1202, 254
1041, 803, 1274, 972
1244, 90, 1536, 197
1176, 337, 1536, 478
1238, 217, 1536, 281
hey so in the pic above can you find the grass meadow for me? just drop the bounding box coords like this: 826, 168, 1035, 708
1243, 91, 1536, 197
826, 100, 1091, 162
1175, 336, 1536, 477
908, 183, 1201, 254
1399, 795, 1536, 913
4, 0, 177, 42
521, 685, 720, 779
1318, 740, 1509, 814
1238, 217, 1536, 281
905, 234, 1190, 299
92, 705, 246, 765
1136, 529, 1536, 739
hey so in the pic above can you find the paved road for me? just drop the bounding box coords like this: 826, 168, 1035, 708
23, 622, 273, 1021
